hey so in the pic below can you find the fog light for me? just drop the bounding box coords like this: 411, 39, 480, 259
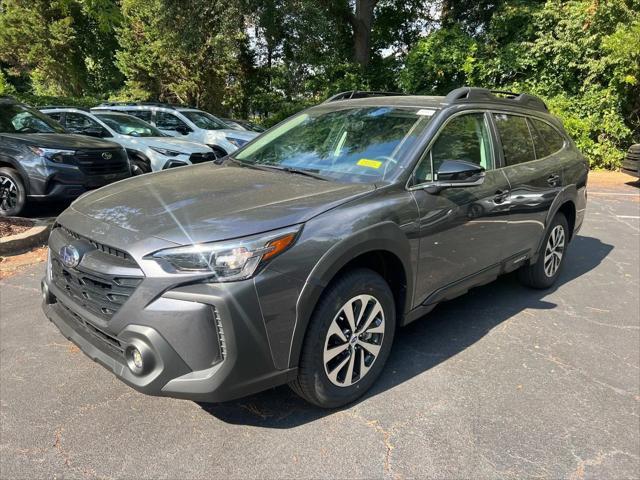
131, 348, 143, 370
125, 344, 148, 374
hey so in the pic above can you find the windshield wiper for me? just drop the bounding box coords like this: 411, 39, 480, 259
255, 164, 329, 181
228, 158, 329, 181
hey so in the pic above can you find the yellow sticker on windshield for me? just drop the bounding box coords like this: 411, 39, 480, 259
357, 159, 382, 169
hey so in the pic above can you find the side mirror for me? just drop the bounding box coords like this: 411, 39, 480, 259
176, 125, 191, 135
424, 160, 485, 194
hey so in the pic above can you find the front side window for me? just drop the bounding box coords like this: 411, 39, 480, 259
0, 104, 65, 134
181, 111, 228, 130
46, 112, 63, 122
414, 113, 492, 184
529, 118, 565, 159
494, 114, 535, 166
94, 113, 165, 137
65, 112, 103, 133
126, 110, 152, 122
156, 111, 188, 131
235, 106, 435, 183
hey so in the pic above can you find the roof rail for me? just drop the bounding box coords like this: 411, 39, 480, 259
445, 87, 548, 112
324, 90, 406, 103
40, 105, 89, 111
96, 101, 197, 109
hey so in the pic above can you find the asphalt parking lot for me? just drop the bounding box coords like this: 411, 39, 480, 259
1, 175, 638, 479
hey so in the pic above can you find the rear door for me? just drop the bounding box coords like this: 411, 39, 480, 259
410, 111, 512, 306
493, 113, 563, 263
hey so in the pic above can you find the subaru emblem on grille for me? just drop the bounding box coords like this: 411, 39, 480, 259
102, 152, 113, 160
59, 245, 81, 268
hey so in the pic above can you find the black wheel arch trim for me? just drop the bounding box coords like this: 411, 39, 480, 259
0, 154, 29, 196
531, 184, 578, 264
287, 221, 413, 368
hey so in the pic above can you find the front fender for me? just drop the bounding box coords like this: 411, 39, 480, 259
287, 221, 413, 367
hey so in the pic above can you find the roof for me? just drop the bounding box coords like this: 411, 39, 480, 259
317, 95, 445, 109
320, 87, 549, 114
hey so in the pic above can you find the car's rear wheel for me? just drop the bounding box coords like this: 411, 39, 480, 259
518, 212, 569, 289
0, 167, 26, 217
290, 268, 396, 408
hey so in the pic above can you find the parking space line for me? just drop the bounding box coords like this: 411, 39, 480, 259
616, 215, 640, 219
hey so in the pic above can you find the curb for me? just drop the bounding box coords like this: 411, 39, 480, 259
0, 220, 52, 257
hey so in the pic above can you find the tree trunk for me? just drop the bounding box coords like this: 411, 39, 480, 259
351, 0, 377, 68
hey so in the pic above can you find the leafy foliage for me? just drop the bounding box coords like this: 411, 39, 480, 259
0, 0, 637, 168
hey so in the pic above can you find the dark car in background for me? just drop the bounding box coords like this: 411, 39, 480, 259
622, 144, 639, 178
0, 97, 131, 216
41, 87, 588, 408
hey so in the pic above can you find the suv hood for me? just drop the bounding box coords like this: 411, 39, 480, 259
1, 133, 122, 149
144, 137, 212, 153
208, 129, 258, 142
70, 163, 374, 245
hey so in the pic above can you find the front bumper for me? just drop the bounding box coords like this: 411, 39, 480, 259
41, 228, 298, 402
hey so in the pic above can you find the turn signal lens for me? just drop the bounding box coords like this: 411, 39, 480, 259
263, 233, 297, 261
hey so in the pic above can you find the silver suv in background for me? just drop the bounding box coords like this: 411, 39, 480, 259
91, 103, 258, 159
41, 108, 215, 174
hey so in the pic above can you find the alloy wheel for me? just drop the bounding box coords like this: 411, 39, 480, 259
544, 224, 565, 277
0, 175, 18, 213
323, 294, 385, 387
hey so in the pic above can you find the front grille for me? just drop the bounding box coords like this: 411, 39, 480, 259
189, 152, 216, 164
74, 149, 129, 175
58, 301, 124, 357
51, 257, 142, 320
58, 226, 135, 264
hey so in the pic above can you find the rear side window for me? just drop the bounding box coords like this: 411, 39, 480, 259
529, 118, 565, 158
493, 114, 535, 166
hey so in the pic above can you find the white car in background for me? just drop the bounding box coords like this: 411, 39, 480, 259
91, 103, 258, 158
41, 108, 216, 175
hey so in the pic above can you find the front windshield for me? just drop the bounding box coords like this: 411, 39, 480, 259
0, 104, 66, 134
182, 111, 228, 130
235, 106, 435, 183
95, 113, 165, 137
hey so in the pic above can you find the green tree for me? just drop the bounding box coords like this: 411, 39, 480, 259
0, 0, 122, 97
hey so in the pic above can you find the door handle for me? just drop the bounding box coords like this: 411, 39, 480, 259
547, 174, 560, 186
493, 189, 509, 204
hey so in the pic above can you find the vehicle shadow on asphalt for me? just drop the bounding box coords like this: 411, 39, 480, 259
198, 235, 613, 427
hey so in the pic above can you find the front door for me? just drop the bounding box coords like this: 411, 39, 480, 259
410, 111, 511, 307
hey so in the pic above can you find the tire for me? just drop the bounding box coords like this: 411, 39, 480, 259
210, 146, 227, 160
518, 212, 569, 289
0, 167, 26, 217
290, 268, 396, 408
131, 157, 151, 175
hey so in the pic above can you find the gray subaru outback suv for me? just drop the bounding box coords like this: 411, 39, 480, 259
42, 87, 588, 408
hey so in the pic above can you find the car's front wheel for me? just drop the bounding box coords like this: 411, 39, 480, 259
290, 269, 396, 408
0, 167, 26, 217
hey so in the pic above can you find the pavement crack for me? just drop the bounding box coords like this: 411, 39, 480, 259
569, 450, 640, 480
338, 409, 398, 478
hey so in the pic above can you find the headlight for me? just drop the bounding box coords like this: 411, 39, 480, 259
28, 146, 75, 163
151, 226, 301, 280
149, 146, 185, 157
225, 136, 249, 148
